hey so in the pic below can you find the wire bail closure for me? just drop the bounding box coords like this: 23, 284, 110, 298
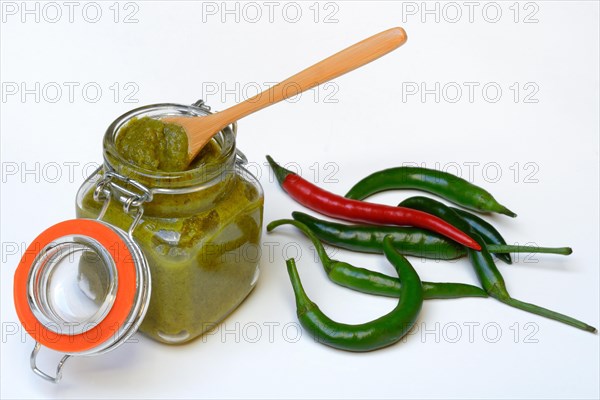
92, 169, 153, 236
30, 342, 70, 383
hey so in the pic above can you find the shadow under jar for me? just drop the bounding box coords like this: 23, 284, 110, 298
76, 102, 264, 344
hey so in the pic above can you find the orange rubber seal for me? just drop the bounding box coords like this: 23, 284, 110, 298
14, 219, 138, 353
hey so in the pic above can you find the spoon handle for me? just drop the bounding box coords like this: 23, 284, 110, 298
211, 27, 407, 126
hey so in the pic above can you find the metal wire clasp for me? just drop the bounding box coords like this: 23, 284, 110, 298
30, 342, 70, 383
93, 169, 153, 236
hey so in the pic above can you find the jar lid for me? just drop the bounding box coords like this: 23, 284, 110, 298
13, 218, 151, 381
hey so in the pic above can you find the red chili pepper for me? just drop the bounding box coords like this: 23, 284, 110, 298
267, 156, 481, 251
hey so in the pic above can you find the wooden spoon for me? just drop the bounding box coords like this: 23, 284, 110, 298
164, 27, 407, 163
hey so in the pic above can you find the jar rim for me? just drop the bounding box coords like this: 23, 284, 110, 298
103, 102, 237, 189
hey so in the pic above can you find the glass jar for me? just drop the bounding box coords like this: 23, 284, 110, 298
75, 101, 264, 344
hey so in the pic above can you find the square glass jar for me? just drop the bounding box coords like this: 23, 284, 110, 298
76, 102, 264, 344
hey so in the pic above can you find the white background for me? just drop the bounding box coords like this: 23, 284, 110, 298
1, 1, 599, 398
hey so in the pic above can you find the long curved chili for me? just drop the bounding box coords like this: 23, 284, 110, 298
345, 166, 516, 217
283, 235, 424, 352
268, 218, 488, 299
266, 155, 481, 250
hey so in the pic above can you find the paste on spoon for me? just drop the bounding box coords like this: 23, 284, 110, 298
116, 117, 189, 171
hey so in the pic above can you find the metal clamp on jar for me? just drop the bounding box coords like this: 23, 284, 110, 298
14, 100, 264, 382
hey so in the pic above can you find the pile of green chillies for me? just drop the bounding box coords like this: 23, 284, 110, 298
268, 165, 597, 353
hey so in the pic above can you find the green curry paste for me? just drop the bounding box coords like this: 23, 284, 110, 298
115, 117, 190, 172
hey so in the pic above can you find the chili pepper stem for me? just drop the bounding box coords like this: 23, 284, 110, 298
286, 258, 317, 318
496, 296, 597, 333
266, 155, 292, 184
267, 219, 333, 273
487, 245, 573, 256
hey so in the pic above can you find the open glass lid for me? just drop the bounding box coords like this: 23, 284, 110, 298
14, 216, 151, 383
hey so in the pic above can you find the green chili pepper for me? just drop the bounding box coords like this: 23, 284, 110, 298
283, 235, 424, 352
450, 207, 512, 264
399, 196, 595, 332
345, 166, 517, 217
292, 211, 466, 259
268, 219, 488, 299
292, 211, 572, 259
